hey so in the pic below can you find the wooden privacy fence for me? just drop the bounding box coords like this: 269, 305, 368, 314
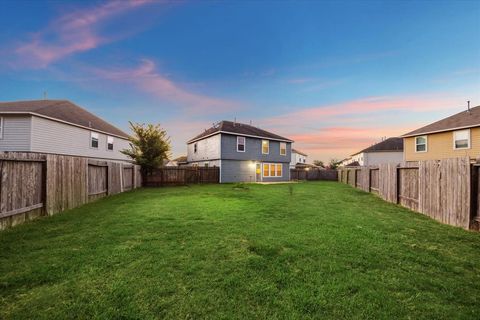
0, 152, 141, 230
290, 169, 338, 181
143, 167, 220, 187
338, 157, 475, 230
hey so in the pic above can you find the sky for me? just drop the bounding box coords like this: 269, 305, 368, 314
0, 0, 479, 162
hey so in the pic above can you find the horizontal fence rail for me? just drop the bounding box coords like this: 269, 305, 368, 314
338, 157, 475, 230
143, 167, 220, 187
290, 169, 338, 181
0, 152, 141, 230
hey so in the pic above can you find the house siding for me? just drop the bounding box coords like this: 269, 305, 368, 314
220, 134, 291, 162
187, 134, 221, 162
0, 115, 32, 151
30, 116, 130, 161
404, 127, 480, 161
220, 160, 257, 183
290, 152, 307, 168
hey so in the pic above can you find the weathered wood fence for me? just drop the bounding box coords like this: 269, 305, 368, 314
338, 157, 475, 230
0, 152, 141, 230
143, 167, 220, 187
290, 169, 338, 181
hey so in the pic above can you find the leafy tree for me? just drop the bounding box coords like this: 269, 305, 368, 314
313, 160, 324, 167
328, 158, 340, 170
122, 122, 171, 174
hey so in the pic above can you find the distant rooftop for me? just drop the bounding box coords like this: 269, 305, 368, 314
188, 120, 293, 143
0, 99, 129, 139
352, 137, 404, 156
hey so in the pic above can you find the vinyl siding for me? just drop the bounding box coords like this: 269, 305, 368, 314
30, 116, 130, 161
187, 134, 221, 162
290, 152, 307, 167
221, 134, 291, 162
364, 151, 404, 166
261, 162, 290, 182
220, 160, 256, 183
404, 127, 480, 161
0, 115, 32, 151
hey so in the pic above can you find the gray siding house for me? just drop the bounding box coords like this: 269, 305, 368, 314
187, 121, 293, 183
0, 100, 131, 161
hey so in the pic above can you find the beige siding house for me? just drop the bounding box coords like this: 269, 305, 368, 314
402, 105, 480, 162
0, 100, 131, 161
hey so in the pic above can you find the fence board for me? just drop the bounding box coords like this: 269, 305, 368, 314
143, 167, 220, 187
290, 169, 338, 181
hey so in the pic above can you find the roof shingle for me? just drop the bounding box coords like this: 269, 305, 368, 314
352, 137, 404, 156
0, 100, 129, 138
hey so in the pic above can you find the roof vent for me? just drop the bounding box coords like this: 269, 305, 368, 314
467, 100, 471, 114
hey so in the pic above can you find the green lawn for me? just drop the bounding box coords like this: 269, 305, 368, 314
1, 182, 479, 319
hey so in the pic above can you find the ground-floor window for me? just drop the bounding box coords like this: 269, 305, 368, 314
262, 163, 282, 177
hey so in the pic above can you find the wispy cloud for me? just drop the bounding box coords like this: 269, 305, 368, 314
12, 0, 153, 68
93, 59, 240, 112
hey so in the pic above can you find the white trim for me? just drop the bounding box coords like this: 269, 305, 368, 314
90, 131, 99, 149
402, 124, 480, 138
188, 131, 293, 143
280, 142, 286, 156
453, 129, 471, 150
262, 140, 269, 154
0, 117, 3, 139
0, 112, 129, 140
415, 135, 427, 153
262, 163, 283, 178
236, 136, 246, 152
107, 136, 114, 151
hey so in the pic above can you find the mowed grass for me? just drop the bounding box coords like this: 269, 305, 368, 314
1, 182, 480, 319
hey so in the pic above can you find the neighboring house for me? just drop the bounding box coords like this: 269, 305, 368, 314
187, 120, 293, 182
166, 156, 187, 166
290, 148, 307, 168
0, 100, 131, 161
402, 105, 480, 162
349, 137, 404, 166
338, 157, 352, 167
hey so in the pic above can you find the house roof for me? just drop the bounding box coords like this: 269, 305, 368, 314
173, 156, 187, 162
352, 137, 404, 156
402, 105, 480, 137
0, 99, 129, 139
188, 120, 293, 143
345, 161, 360, 167
292, 148, 307, 156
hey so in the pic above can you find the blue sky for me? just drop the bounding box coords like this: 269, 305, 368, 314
0, 0, 479, 161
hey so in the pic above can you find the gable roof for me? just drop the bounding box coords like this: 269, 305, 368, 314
292, 148, 307, 156
402, 105, 480, 137
0, 100, 129, 139
352, 137, 403, 156
188, 120, 293, 143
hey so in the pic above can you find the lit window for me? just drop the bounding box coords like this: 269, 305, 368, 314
262, 140, 269, 154
276, 164, 282, 176
237, 136, 246, 152
270, 164, 275, 176
107, 136, 114, 150
263, 163, 269, 177
280, 142, 286, 155
90, 132, 99, 148
262, 163, 283, 177
415, 136, 427, 152
454, 129, 470, 149
194, 143, 198, 153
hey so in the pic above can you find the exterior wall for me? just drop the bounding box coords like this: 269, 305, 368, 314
364, 151, 404, 166
404, 127, 480, 161
187, 134, 221, 162
290, 152, 307, 168
220, 134, 291, 162
350, 153, 365, 166
261, 162, 290, 182
30, 116, 130, 161
220, 160, 289, 183
0, 115, 32, 152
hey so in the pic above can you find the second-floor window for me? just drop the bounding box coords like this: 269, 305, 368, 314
280, 142, 286, 155
454, 129, 470, 149
262, 140, 269, 154
194, 143, 198, 153
237, 136, 245, 152
107, 136, 114, 151
90, 132, 99, 148
415, 136, 427, 152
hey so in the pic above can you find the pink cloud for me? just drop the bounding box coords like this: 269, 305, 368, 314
13, 0, 153, 68
94, 59, 239, 112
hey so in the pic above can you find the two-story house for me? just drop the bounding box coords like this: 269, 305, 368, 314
402, 105, 480, 162
0, 100, 131, 161
187, 121, 293, 183
290, 149, 307, 168
348, 137, 404, 166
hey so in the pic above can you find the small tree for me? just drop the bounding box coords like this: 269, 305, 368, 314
328, 158, 340, 170
313, 160, 324, 168
121, 122, 171, 174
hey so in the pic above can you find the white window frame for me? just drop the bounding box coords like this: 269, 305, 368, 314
415, 135, 427, 153
262, 140, 270, 154
90, 132, 99, 149
107, 136, 114, 151
0, 117, 3, 139
280, 142, 286, 156
262, 163, 282, 178
237, 136, 246, 152
453, 129, 471, 150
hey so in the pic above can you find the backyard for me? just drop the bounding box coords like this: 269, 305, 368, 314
1, 182, 479, 319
